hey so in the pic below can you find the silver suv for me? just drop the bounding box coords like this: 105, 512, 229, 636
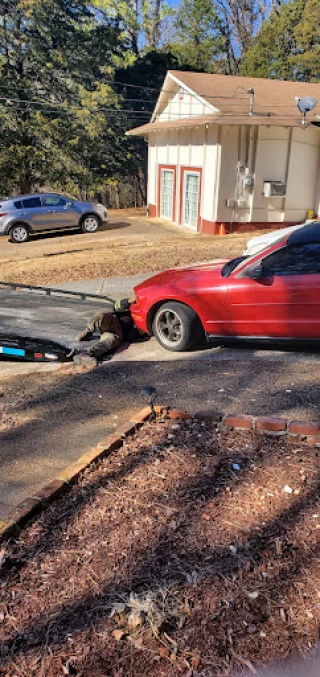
0, 193, 108, 243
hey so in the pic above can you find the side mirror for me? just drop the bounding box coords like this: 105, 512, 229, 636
245, 263, 273, 285
66, 201, 74, 207
245, 262, 263, 280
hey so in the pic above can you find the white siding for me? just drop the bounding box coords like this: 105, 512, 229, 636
168, 130, 179, 165
147, 134, 157, 207
147, 120, 320, 229
190, 127, 205, 165
202, 125, 220, 224
157, 130, 168, 165
179, 128, 192, 167
285, 128, 320, 221
216, 126, 244, 223
250, 127, 290, 223
157, 88, 215, 121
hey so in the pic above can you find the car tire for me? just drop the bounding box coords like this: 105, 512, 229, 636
81, 214, 100, 233
152, 301, 204, 352
9, 224, 30, 243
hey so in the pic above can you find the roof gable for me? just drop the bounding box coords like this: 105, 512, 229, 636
151, 71, 218, 122
127, 70, 320, 136
168, 70, 320, 121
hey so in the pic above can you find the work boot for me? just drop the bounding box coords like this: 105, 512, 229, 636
75, 328, 93, 342
73, 352, 97, 368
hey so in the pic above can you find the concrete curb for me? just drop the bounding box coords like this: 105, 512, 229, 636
1, 407, 319, 543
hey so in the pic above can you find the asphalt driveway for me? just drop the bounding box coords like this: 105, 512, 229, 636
1, 279, 320, 526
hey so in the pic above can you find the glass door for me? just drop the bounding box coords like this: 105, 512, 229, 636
183, 172, 200, 229
160, 170, 174, 220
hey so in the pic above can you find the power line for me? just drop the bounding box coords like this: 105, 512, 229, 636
0, 87, 316, 110
0, 97, 153, 114
1, 103, 307, 121
0, 97, 311, 118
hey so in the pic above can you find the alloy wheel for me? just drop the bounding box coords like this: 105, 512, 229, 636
83, 216, 99, 232
156, 309, 183, 346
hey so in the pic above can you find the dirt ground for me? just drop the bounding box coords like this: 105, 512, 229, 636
1, 416, 320, 677
0, 210, 266, 286
0, 364, 83, 434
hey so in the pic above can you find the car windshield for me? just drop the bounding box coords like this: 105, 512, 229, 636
223, 231, 292, 278
221, 255, 249, 278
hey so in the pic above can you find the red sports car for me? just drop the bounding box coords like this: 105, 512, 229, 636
131, 221, 320, 352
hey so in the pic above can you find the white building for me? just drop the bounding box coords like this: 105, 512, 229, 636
127, 71, 320, 235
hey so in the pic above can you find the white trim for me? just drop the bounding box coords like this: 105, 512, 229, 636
152, 72, 219, 123
167, 72, 219, 114
182, 170, 200, 230
160, 168, 174, 220
151, 73, 176, 123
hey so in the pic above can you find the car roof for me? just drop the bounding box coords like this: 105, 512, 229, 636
2, 193, 62, 202
287, 221, 320, 246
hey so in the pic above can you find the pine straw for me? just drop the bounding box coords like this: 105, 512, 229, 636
1, 418, 320, 676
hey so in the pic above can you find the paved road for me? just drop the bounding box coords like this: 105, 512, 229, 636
1, 279, 320, 524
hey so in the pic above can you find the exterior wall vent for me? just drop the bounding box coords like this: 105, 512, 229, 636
263, 181, 287, 197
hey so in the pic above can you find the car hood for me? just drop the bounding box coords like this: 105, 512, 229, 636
134, 259, 228, 292
74, 201, 95, 209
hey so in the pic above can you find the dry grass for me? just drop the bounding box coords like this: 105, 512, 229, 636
0, 215, 265, 286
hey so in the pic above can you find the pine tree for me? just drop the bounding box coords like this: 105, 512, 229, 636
0, 0, 128, 195
292, 0, 320, 81
170, 0, 226, 73
240, 0, 320, 82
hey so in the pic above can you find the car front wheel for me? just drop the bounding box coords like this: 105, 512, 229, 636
9, 224, 30, 243
152, 301, 203, 352
81, 214, 100, 233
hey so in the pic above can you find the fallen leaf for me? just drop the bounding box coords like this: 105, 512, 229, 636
192, 654, 200, 669
247, 591, 259, 600
112, 629, 126, 641
159, 646, 170, 658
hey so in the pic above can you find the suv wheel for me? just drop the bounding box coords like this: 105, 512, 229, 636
9, 224, 30, 243
81, 214, 100, 233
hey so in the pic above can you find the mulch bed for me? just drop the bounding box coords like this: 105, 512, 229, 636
1, 416, 320, 676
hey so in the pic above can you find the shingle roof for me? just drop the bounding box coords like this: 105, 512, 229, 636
126, 71, 320, 135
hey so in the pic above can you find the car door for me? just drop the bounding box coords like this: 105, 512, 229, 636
227, 243, 320, 339
21, 197, 44, 231
40, 196, 78, 229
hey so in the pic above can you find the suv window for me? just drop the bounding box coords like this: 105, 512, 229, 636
262, 243, 320, 276
22, 197, 42, 209
41, 196, 67, 207
14, 200, 23, 209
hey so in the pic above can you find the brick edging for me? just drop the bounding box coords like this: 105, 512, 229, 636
169, 408, 320, 443
1, 406, 319, 542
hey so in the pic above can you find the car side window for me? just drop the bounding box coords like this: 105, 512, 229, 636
262, 244, 320, 276
22, 197, 42, 209
14, 200, 23, 209
41, 196, 67, 207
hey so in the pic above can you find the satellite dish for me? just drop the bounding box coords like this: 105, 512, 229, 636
296, 97, 317, 114
296, 96, 317, 126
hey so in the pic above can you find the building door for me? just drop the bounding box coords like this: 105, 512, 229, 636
183, 172, 200, 229
160, 169, 174, 220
